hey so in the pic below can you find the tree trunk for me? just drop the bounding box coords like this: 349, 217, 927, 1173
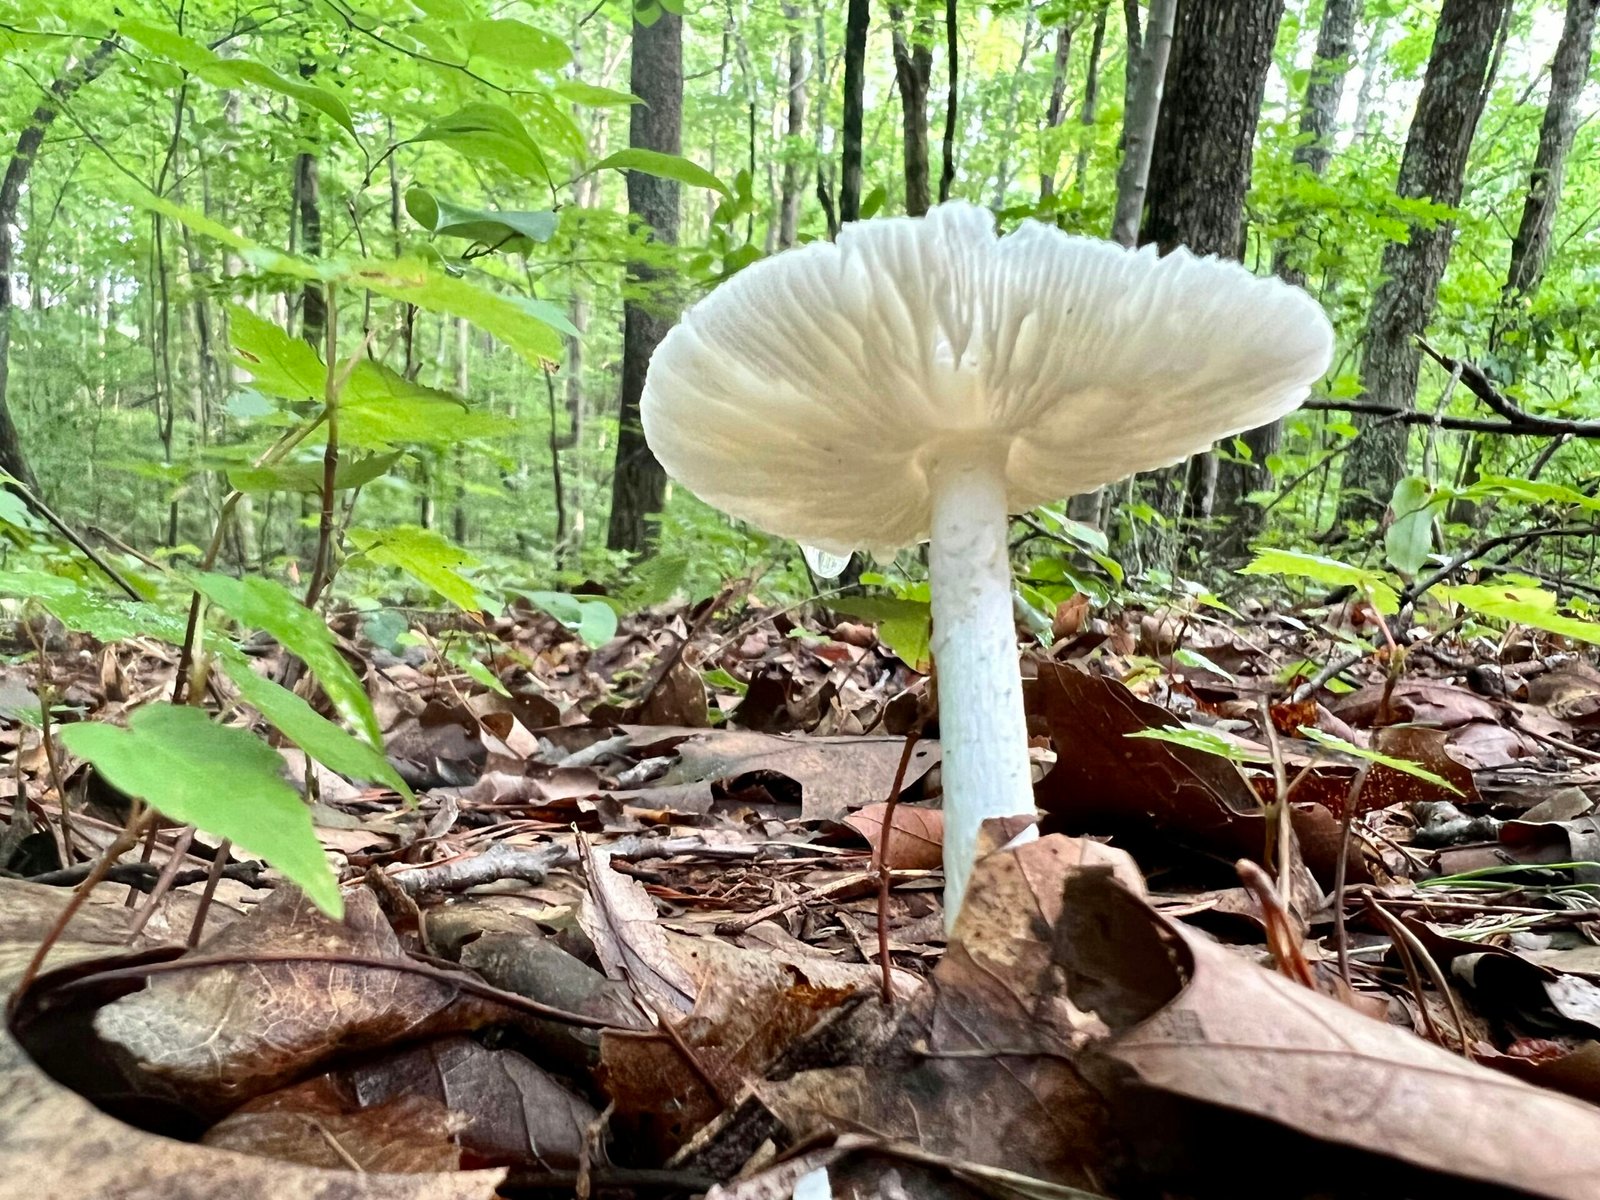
1071, 3, 1109, 193
778, 3, 809, 246
840, 0, 870, 224
0, 41, 115, 498
1110, 0, 1175, 249
890, 7, 934, 215
606, 7, 683, 554
940, 0, 958, 202
294, 61, 326, 348
1336, 0, 1513, 526
991, 1, 1038, 209
1450, 0, 1597, 525
1140, 0, 1285, 525
1218, 0, 1359, 528
1039, 24, 1075, 201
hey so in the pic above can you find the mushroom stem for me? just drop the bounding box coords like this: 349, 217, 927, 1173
927, 447, 1038, 929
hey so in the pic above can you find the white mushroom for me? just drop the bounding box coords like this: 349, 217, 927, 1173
642, 200, 1334, 926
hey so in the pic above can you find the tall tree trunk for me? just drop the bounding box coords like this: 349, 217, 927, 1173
991, 2, 1038, 209
606, 7, 683, 553
940, 0, 958, 202
1217, 0, 1359, 528
840, 0, 870, 224
1039, 24, 1075, 201
1450, 0, 1598, 525
1141, 0, 1285, 525
890, 8, 934, 215
0, 40, 115, 498
453, 318, 470, 545
778, 3, 809, 246
1336, 0, 1513, 525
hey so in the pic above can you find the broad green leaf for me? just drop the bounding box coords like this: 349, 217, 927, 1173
554, 80, 640, 106
405, 187, 559, 251
0, 489, 38, 530
60, 705, 342, 917
1294, 727, 1460, 793
413, 103, 555, 183
457, 19, 571, 70
1126, 726, 1272, 764
1454, 475, 1600, 513
1441, 582, 1600, 648
830, 596, 932, 672
518, 590, 618, 647
228, 451, 404, 494
349, 258, 563, 366
0, 571, 188, 644
228, 305, 324, 400
1239, 548, 1400, 614
1384, 476, 1440, 576
594, 149, 731, 196
222, 658, 413, 803
353, 526, 486, 613
191, 572, 380, 746
122, 21, 355, 134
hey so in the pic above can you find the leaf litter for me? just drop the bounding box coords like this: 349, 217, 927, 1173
9, 589, 1600, 1195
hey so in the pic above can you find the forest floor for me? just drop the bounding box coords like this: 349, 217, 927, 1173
3, 586, 1600, 1198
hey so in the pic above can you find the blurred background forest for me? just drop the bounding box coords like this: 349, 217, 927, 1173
1, 0, 1597, 613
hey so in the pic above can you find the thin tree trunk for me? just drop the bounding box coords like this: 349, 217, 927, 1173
294, 61, 326, 349
606, 7, 683, 553
1450, 0, 1598, 525
1039, 24, 1075, 201
1218, 0, 1359, 528
0, 40, 115, 498
890, 7, 934, 215
991, 2, 1038, 209
778, 3, 809, 246
940, 0, 958, 202
1109, 0, 1175, 249
453, 318, 470, 545
1336, 0, 1514, 525
1072, 3, 1109, 193
840, 0, 870, 224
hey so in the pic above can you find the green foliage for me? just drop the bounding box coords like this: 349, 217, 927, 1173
60, 705, 343, 917
1293, 727, 1460, 793
1441, 582, 1600, 648
830, 596, 932, 671
1239, 549, 1401, 615
1384, 476, 1443, 577
513, 590, 620, 647
350, 525, 487, 614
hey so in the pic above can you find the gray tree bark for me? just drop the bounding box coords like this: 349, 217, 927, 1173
890, 7, 934, 215
840, 0, 869, 224
778, 3, 809, 246
1336, 0, 1513, 525
606, 7, 683, 554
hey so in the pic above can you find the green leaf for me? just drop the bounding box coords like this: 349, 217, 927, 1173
191, 572, 380, 746
1441, 582, 1600, 648
1294, 726, 1461, 793
340, 366, 514, 448
60, 705, 342, 917
228, 305, 324, 401
1126, 726, 1273, 765
1384, 476, 1439, 576
222, 658, 413, 803
1239, 548, 1401, 614
352, 525, 486, 613
1455, 475, 1600, 512
413, 103, 556, 183
517, 590, 618, 647
553, 80, 640, 106
830, 596, 932, 671
594, 149, 731, 196
457, 18, 572, 70
228, 451, 404, 494
349, 258, 563, 366
405, 187, 559, 252
0, 571, 188, 644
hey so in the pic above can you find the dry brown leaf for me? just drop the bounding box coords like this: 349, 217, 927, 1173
578, 842, 697, 1014
844, 802, 944, 870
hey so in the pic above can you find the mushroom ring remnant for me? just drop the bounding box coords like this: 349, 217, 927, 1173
641, 200, 1335, 928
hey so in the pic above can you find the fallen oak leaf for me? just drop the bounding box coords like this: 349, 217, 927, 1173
843, 802, 944, 871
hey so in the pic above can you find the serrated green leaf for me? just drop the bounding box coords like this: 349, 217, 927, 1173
60, 705, 342, 917
0, 571, 189, 644
353, 525, 486, 613
223, 658, 412, 803
228, 305, 324, 400
1294, 726, 1460, 792
191, 572, 380, 746
830, 596, 932, 671
594, 149, 730, 196
1441, 582, 1600, 648
228, 451, 404, 494
1239, 548, 1400, 613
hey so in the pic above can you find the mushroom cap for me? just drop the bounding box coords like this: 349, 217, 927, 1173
641, 201, 1335, 556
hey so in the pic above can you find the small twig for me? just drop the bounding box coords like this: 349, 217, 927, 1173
125, 826, 196, 942
187, 837, 233, 946
1333, 763, 1373, 989
873, 731, 922, 1006
7, 481, 142, 600
1236, 858, 1315, 990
